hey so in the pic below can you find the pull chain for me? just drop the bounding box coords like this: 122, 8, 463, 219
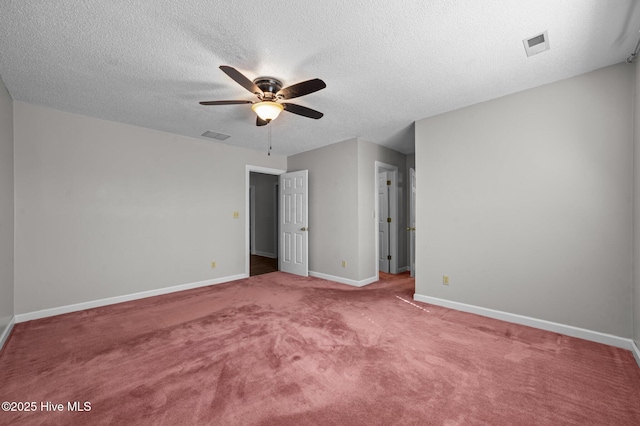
267, 124, 272, 156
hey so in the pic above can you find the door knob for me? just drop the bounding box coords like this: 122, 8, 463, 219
406, 227, 416, 231
300, 227, 308, 231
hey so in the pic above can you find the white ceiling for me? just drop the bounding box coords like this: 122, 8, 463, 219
0, 1, 639, 156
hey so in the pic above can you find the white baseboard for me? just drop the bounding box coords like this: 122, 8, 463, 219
397, 266, 408, 273
254, 251, 277, 259
631, 340, 640, 368
15, 273, 248, 323
413, 293, 635, 351
0, 316, 15, 351
309, 271, 377, 287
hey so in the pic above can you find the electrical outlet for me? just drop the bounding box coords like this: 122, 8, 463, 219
442, 275, 449, 285
211, 261, 216, 269
342, 260, 347, 268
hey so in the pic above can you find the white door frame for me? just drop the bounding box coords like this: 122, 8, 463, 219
374, 161, 399, 278
245, 165, 286, 277
409, 167, 416, 278
249, 185, 256, 255
273, 181, 279, 258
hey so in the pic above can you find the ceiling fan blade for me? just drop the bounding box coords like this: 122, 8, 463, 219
199, 100, 253, 105
219, 65, 263, 96
282, 103, 324, 119
256, 116, 268, 126
277, 78, 326, 100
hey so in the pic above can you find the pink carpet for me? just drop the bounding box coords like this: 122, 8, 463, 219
1, 272, 639, 425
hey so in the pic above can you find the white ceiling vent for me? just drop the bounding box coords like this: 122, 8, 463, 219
201, 130, 231, 140
523, 31, 550, 57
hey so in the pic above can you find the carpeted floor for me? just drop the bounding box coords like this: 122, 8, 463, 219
1, 272, 639, 425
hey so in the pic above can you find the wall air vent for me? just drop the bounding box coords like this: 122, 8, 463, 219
201, 130, 231, 141
523, 31, 550, 57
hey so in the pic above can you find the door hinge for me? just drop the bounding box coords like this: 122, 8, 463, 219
387, 180, 391, 186
387, 217, 392, 223
387, 255, 392, 260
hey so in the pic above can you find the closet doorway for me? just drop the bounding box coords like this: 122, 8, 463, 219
249, 171, 280, 276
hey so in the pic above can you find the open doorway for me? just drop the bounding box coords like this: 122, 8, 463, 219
245, 165, 286, 277
249, 172, 279, 276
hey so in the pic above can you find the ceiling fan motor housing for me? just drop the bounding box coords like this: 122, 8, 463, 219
254, 77, 283, 99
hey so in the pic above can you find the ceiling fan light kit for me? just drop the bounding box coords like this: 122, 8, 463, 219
252, 101, 283, 122
200, 65, 326, 126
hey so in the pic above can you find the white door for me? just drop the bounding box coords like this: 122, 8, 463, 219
280, 170, 308, 276
378, 172, 390, 273
409, 168, 416, 278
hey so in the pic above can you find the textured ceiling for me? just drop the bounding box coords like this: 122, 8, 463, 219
0, 0, 639, 156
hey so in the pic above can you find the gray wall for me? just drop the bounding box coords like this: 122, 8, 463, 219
288, 137, 407, 282
357, 139, 408, 279
415, 63, 634, 337
13, 102, 286, 314
250, 172, 278, 257
406, 154, 415, 173
0, 76, 13, 336
288, 138, 360, 280
635, 61, 640, 347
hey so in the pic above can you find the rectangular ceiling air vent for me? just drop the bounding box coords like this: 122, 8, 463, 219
201, 130, 231, 141
523, 31, 550, 57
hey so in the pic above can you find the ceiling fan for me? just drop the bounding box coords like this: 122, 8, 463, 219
200, 66, 326, 126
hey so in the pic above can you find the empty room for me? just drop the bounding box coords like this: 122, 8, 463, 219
1, 1, 640, 425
